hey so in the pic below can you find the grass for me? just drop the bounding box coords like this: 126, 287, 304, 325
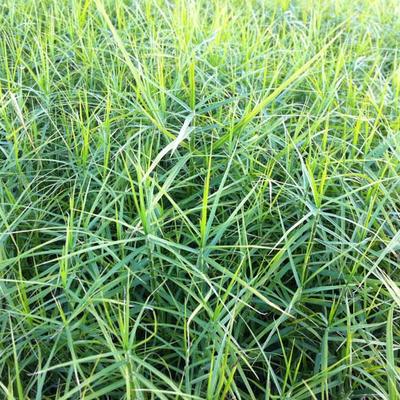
0, 0, 400, 398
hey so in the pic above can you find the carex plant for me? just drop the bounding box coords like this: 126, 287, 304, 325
0, 0, 400, 399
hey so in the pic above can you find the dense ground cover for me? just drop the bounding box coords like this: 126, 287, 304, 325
1, 0, 400, 398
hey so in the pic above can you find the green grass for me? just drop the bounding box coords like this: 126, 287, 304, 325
0, 0, 400, 398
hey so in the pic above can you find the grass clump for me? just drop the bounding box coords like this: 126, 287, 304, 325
1, 0, 400, 398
